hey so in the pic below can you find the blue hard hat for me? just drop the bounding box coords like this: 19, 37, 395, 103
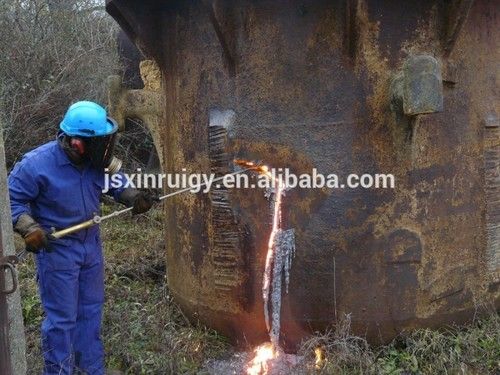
60, 101, 117, 137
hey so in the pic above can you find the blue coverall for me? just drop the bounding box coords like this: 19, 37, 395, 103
8, 140, 125, 374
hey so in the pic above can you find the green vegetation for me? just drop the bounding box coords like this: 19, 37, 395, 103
0, 0, 118, 168
18, 204, 499, 374
299, 313, 500, 374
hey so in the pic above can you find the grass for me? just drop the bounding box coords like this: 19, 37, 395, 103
17, 203, 500, 374
298, 313, 500, 375
18, 204, 230, 374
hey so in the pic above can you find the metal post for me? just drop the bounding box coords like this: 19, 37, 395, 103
0, 226, 13, 374
0, 121, 27, 374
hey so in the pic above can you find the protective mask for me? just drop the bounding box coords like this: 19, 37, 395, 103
84, 131, 122, 174
59, 130, 122, 174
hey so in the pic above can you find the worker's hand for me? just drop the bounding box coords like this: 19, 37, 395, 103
132, 191, 159, 215
14, 214, 51, 253
24, 227, 49, 254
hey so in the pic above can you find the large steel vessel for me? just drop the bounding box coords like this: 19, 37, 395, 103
106, 0, 499, 349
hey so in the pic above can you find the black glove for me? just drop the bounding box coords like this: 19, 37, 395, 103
132, 191, 158, 215
15, 214, 50, 253
118, 188, 158, 215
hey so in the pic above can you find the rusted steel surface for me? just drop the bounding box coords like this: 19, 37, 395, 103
106, 0, 500, 349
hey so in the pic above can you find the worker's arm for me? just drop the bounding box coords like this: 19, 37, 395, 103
8, 158, 49, 252
8, 158, 39, 223
104, 171, 127, 201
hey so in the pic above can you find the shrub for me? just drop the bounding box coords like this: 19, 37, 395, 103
0, 0, 119, 167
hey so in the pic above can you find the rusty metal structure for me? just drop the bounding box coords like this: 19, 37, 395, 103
106, 0, 499, 349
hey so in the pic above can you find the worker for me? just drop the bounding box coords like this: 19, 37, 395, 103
8, 101, 156, 375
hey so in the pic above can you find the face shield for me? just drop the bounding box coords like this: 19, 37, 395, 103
59, 102, 123, 173
63, 116, 122, 174
84, 129, 122, 174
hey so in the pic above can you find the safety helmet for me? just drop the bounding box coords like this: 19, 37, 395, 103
59, 101, 122, 173
60, 101, 117, 137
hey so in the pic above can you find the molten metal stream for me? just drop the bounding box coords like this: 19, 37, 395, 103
235, 159, 287, 374
261, 167, 284, 341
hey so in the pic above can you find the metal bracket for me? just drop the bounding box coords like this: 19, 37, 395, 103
0, 256, 19, 295
391, 55, 444, 117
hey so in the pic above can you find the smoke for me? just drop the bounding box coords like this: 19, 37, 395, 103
209, 108, 236, 137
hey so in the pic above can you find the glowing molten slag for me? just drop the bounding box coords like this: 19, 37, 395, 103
236, 159, 289, 374
246, 343, 278, 375
262, 170, 284, 338
235, 158, 285, 338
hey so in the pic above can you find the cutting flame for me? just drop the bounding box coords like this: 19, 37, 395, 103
234, 159, 270, 175
247, 343, 278, 375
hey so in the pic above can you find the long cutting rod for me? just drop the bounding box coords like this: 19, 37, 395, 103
16, 168, 251, 261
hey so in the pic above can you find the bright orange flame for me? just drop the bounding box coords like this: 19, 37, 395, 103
314, 347, 325, 369
234, 159, 270, 175
247, 343, 277, 375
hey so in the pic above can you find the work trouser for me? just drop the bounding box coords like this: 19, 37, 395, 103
36, 237, 105, 375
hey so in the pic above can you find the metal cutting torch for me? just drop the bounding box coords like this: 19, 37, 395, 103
14, 167, 252, 263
